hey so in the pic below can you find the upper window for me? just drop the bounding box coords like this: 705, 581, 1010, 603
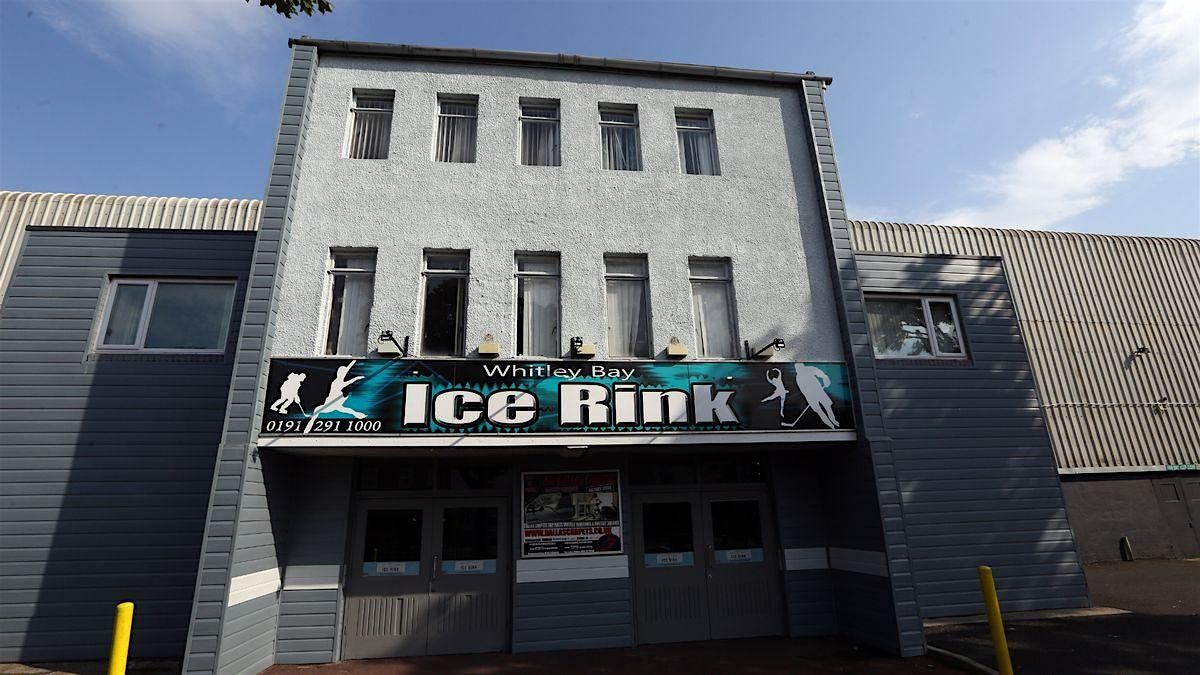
422, 251, 469, 356
599, 104, 642, 171
435, 95, 478, 163
520, 99, 561, 166
676, 109, 719, 175
325, 251, 376, 356
865, 295, 966, 359
97, 279, 235, 353
348, 91, 394, 160
604, 255, 651, 358
689, 258, 737, 358
515, 254, 561, 357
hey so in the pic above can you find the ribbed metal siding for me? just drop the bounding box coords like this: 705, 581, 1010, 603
0, 191, 261, 305
850, 221, 1200, 473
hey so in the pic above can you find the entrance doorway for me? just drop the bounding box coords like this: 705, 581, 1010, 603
633, 489, 784, 643
1154, 475, 1200, 558
342, 497, 510, 659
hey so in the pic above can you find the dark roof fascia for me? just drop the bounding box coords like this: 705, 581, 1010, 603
289, 38, 833, 86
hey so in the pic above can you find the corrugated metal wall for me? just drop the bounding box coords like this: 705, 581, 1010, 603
0, 191, 261, 305
850, 221, 1200, 473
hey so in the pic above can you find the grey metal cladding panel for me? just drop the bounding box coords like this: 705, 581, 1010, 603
183, 44, 317, 675
856, 252, 1088, 618
513, 577, 633, 652
801, 84, 925, 657
281, 458, 352, 587
830, 571, 901, 654
0, 229, 253, 663
850, 221, 1200, 472
784, 570, 837, 636
276, 588, 337, 663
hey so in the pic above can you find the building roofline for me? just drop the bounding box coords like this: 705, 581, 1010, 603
288, 37, 833, 86
850, 219, 1200, 246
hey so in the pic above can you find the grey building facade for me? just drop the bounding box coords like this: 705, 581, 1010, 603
1, 40, 1094, 672
851, 222, 1200, 564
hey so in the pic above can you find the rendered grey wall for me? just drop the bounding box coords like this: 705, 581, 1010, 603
0, 227, 254, 662
798, 80, 925, 656
856, 252, 1089, 617
272, 55, 842, 365
182, 44, 319, 675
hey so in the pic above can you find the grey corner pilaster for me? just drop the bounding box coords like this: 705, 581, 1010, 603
182, 43, 319, 674
798, 80, 927, 657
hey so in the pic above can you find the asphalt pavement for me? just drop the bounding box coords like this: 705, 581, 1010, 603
925, 559, 1200, 675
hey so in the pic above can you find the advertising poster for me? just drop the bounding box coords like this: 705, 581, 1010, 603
522, 470, 622, 557
260, 358, 854, 436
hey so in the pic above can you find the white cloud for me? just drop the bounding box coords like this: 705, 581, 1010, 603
934, 0, 1200, 229
31, 0, 283, 104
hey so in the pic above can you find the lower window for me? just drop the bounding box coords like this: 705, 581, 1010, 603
97, 278, 235, 352
865, 294, 966, 359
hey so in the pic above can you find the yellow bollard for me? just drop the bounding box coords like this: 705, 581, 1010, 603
977, 566, 1013, 675
108, 601, 134, 675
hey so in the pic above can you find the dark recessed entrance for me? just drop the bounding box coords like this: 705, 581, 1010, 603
631, 455, 785, 644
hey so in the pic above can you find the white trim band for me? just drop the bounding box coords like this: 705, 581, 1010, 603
227, 567, 281, 607
516, 555, 629, 584
260, 430, 856, 450
784, 547, 829, 571
828, 548, 889, 577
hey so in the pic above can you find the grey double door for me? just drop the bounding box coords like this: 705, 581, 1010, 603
342, 497, 510, 660
633, 491, 784, 644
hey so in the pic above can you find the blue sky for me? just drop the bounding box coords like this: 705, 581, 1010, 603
1, 0, 1196, 237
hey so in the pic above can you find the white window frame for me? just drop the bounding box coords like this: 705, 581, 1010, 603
345, 90, 395, 160
688, 258, 739, 359
420, 251, 470, 357
865, 293, 968, 360
323, 250, 377, 356
598, 103, 642, 171
433, 94, 479, 163
603, 254, 653, 359
675, 109, 721, 176
94, 278, 235, 354
513, 253, 562, 358
519, 98, 561, 167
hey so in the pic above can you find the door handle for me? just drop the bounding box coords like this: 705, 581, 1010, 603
705, 544, 714, 572
431, 554, 440, 582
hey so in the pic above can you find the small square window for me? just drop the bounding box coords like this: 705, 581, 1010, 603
599, 104, 642, 171
865, 295, 967, 359
676, 109, 719, 175
521, 99, 561, 166
348, 91, 394, 160
435, 95, 478, 163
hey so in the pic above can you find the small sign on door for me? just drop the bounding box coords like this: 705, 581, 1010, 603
362, 561, 420, 576
442, 559, 497, 574
644, 551, 695, 567
714, 548, 763, 564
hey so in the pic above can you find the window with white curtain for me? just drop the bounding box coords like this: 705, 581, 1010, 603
422, 251, 470, 356
97, 278, 235, 353
676, 109, 719, 175
348, 92, 394, 159
599, 104, 642, 171
865, 295, 967, 359
520, 100, 561, 166
325, 252, 376, 356
689, 259, 737, 358
604, 255, 651, 358
515, 254, 561, 357
435, 95, 478, 163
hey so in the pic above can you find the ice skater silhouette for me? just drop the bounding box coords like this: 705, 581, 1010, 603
760, 367, 788, 416
304, 361, 367, 433
269, 373, 307, 416
782, 364, 840, 430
